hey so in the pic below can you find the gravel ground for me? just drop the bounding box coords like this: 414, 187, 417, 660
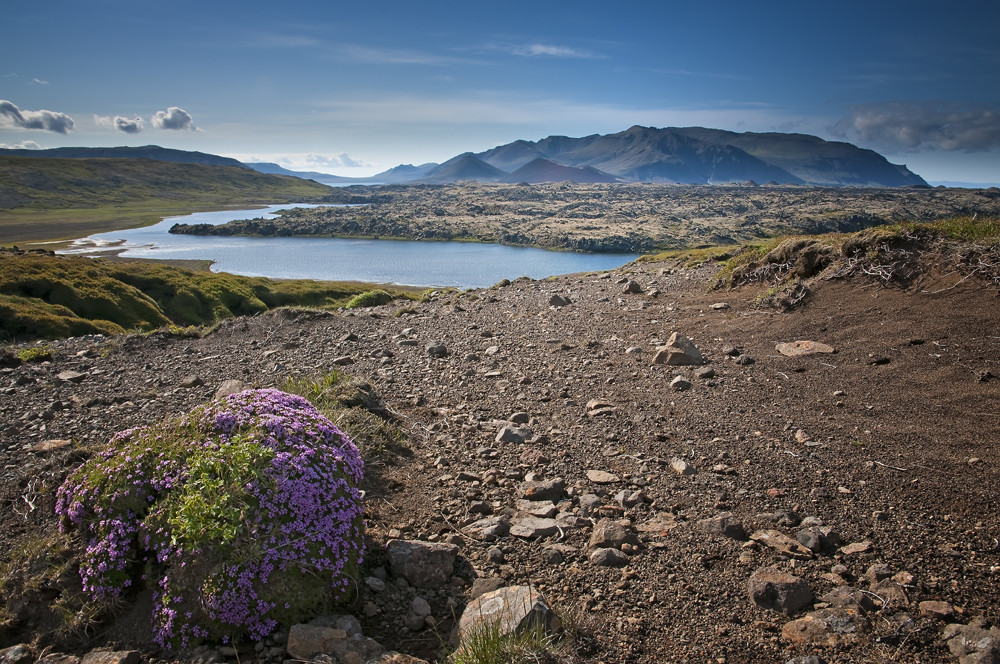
2, 255, 999, 664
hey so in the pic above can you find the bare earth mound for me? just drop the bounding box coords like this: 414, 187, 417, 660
2, 251, 999, 663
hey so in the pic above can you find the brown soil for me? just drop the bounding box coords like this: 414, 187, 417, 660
2, 251, 999, 663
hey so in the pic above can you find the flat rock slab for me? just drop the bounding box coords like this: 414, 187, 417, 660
56, 370, 86, 383
781, 608, 863, 646
29, 439, 73, 454
586, 470, 620, 484
636, 513, 680, 537
750, 529, 815, 559
776, 340, 835, 357
510, 517, 560, 539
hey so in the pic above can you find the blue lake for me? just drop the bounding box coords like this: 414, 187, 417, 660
61, 205, 640, 289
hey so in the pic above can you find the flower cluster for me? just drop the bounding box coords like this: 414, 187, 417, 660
56, 388, 365, 647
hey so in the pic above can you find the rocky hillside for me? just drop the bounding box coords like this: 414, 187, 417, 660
428, 126, 927, 186
2, 228, 999, 663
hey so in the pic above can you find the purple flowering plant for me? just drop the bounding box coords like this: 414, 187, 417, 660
55, 388, 365, 647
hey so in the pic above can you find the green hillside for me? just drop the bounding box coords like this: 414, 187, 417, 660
0, 156, 335, 243
0, 250, 422, 340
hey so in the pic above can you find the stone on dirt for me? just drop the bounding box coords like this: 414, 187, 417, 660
457, 586, 561, 645
775, 340, 835, 357
386, 540, 458, 588
652, 332, 705, 365
747, 566, 812, 614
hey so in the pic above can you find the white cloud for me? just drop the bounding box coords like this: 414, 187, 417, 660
0, 140, 41, 149
832, 101, 1000, 152
0, 99, 74, 133
95, 115, 144, 134
151, 106, 196, 130
30, 78, 49, 85
305, 152, 369, 168
511, 43, 601, 58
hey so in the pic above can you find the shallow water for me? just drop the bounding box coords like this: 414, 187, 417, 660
61, 205, 639, 289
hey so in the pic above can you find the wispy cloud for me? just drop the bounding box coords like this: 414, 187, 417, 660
95, 114, 144, 134
511, 43, 602, 58
305, 152, 369, 168
0, 99, 74, 133
151, 106, 196, 131
227, 151, 371, 173
337, 44, 470, 66
0, 140, 41, 149
30, 78, 49, 86
832, 101, 1000, 152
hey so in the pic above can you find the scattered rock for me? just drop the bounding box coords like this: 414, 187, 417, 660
496, 424, 532, 444
669, 376, 692, 391
838, 541, 873, 556
589, 518, 639, 549
179, 374, 204, 388
386, 540, 458, 588
652, 333, 705, 365
425, 341, 449, 358
0, 645, 34, 664
775, 340, 835, 357
748, 567, 813, 614
796, 526, 842, 552
590, 548, 629, 567
750, 530, 814, 560
548, 294, 572, 307
635, 513, 680, 538
464, 515, 509, 541
586, 469, 620, 484
710, 302, 730, 310
286, 618, 384, 662
457, 586, 561, 647
510, 516, 560, 539
781, 608, 863, 646
519, 478, 565, 501
670, 457, 696, 475
214, 379, 246, 398
919, 600, 955, 620
28, 439, 73, 454
79, 653, 140, 664
585, 399, 617, 417
698, 512, 747, 540
622, 280, 643, 294
943, 622, 1000, 663
56, 370, 86, 384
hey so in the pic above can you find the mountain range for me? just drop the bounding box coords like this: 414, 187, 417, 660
0, 126, 929, 187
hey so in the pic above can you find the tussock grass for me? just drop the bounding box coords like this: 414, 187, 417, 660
0, 251, 422, 341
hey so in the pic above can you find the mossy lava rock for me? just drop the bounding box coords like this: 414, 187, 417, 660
56, 388, 365, 647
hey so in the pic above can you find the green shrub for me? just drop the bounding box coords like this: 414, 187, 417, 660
345, 289, 393, 309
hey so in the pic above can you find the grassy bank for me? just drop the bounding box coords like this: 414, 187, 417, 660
0, 250, 425, 341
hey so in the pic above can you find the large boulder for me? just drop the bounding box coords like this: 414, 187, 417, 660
457, 586, 561, 645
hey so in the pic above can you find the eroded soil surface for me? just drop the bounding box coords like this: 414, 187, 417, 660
2, 254, 999, 663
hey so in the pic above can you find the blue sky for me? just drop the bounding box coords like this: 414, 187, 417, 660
2, 0, 999, 182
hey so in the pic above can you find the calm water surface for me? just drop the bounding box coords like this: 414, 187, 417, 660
62, 205, 639, 289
